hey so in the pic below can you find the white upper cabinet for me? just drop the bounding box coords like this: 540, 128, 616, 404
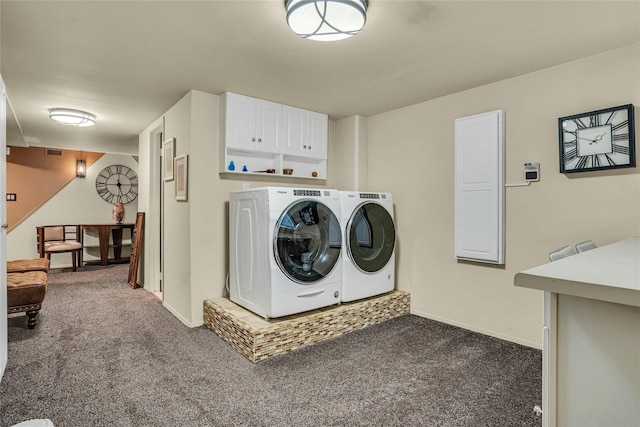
223, 92, 281, 153
307, 111, 328, 159
220, 92, 328, 179
282, 105, 328, 159
282, 105, 305, 156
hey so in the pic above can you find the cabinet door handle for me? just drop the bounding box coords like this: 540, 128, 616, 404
258, 138, 262, 143
308, 146, 312, 150
303, 145, 307, 149
251, 138, 256, 142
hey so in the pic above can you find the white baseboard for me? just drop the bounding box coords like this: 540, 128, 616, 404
49, 262, 74, 270
410, 308, 542, 350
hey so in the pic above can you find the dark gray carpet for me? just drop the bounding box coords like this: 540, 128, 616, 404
1, 264, 542, 427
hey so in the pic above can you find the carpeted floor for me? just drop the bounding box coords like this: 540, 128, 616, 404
1, 264, 542, 426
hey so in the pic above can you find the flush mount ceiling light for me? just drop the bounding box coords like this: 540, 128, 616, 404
285, 0, 367, 41
49, 108, 96, 127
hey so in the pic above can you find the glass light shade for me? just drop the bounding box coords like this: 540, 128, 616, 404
76, 159, 87, 177
285, 0, 367, 41
49, 108, 96, 127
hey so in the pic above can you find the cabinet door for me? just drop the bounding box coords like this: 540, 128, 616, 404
255, 100, 282, 153
307, 111, 328, 159
225, 92, 257, 150
454, 110, 504, 264
282, 105, 307, 156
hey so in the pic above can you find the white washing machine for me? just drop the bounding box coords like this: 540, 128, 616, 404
229, 187, 342, 318
340, 191, 396, 302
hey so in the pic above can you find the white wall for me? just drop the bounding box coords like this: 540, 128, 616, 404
159, 90, 227, 327
334, 115, 368, 191
365, 44, 640, 348
7, 153, 139, 268
188, 91, 220, 322
161, 92, 193, 324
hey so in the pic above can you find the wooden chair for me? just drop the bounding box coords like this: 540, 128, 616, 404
36, 225, 83, 271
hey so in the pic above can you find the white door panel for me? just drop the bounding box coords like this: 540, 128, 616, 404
454, 110, 505, 264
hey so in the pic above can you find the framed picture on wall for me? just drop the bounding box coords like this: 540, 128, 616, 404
163, 138, 175, 181
174, 154, 188, 201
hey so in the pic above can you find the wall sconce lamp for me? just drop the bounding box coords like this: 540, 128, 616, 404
285, 0, 368, 41
76, 159, 87, 178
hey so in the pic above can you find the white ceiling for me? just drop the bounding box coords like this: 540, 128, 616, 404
2, 1, 639, 155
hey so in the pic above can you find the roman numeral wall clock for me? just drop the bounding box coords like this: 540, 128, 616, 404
95, 164, 139, 204
559, 104, 635, 173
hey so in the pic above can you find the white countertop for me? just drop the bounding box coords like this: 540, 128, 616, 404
515, 237, 640, 307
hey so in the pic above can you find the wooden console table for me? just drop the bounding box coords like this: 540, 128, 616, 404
81, 223, 135, 266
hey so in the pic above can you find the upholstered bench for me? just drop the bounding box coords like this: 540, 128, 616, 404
7, 271, 48, 329
7, 258, 50, 273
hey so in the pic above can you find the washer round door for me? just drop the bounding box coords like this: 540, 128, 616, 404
347, 202, 395, 274
274, 200, 342, 284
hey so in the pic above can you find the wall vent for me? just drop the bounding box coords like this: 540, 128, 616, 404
46, 149, 63, 156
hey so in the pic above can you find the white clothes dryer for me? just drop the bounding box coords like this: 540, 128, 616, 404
340, 191, 396, 302
229, 187, 342, 318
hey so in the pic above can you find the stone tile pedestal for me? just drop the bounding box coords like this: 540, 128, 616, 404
203, 290, 410, 362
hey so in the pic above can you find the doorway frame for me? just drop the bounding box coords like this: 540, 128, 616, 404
140, 119, 164, 293
1, 74, 9, 380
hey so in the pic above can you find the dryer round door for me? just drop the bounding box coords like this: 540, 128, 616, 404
274, 200, 342, 284
346, 202, 395, 274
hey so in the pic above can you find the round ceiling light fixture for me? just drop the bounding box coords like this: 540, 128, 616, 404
49, 108, 96, 127
285, 0, 368, 41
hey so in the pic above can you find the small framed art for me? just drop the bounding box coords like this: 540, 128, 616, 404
174, 154, 188, 201
163, 138, 175, 181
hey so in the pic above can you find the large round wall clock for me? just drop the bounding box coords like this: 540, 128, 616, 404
95, 164, 139, 204
559, 104, 635, 173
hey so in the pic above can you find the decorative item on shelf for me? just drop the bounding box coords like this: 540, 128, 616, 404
242, 165, 248, 172
112, 202, 125, 224
283, 168, 294, 175
311, 171, 318, 177
285, 0, 368, 41
228, 160, 235, 171
558, 104, 635, 173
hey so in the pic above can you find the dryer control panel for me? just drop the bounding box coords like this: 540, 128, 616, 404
294, 189, 321, 197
